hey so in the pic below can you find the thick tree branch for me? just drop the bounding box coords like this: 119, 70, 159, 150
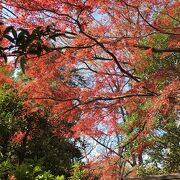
134, 45, 180, 53
75, 20, 140, 82
91, 137, 134, 167
28, 92, 156, 105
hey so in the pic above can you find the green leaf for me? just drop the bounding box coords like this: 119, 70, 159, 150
49, 33, 61, 41
4, 34, 15, 43
3, 26, 14, 35
28, 44, 39, 55
56, 175, 65, 180
15, 56, 20, 68
32, 26, 42, 37
42, 45, 50, 53
16, 31, 26, 45
20, 56, 27, 73
12, 50, 23, 54
2, 53, 7, 63
34, 166, 42, 173
11, 27, 17, 39
36, 42, 42, 56
19, 28, 30, 36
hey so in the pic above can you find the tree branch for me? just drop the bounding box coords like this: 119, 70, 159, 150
134, 45, 180, 53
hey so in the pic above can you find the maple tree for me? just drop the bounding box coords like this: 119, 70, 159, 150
0, 0, 179, 179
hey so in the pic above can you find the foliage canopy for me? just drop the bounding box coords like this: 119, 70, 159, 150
0, 0, 179, 179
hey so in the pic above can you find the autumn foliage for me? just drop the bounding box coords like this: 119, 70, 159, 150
0, 0, 179, 179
